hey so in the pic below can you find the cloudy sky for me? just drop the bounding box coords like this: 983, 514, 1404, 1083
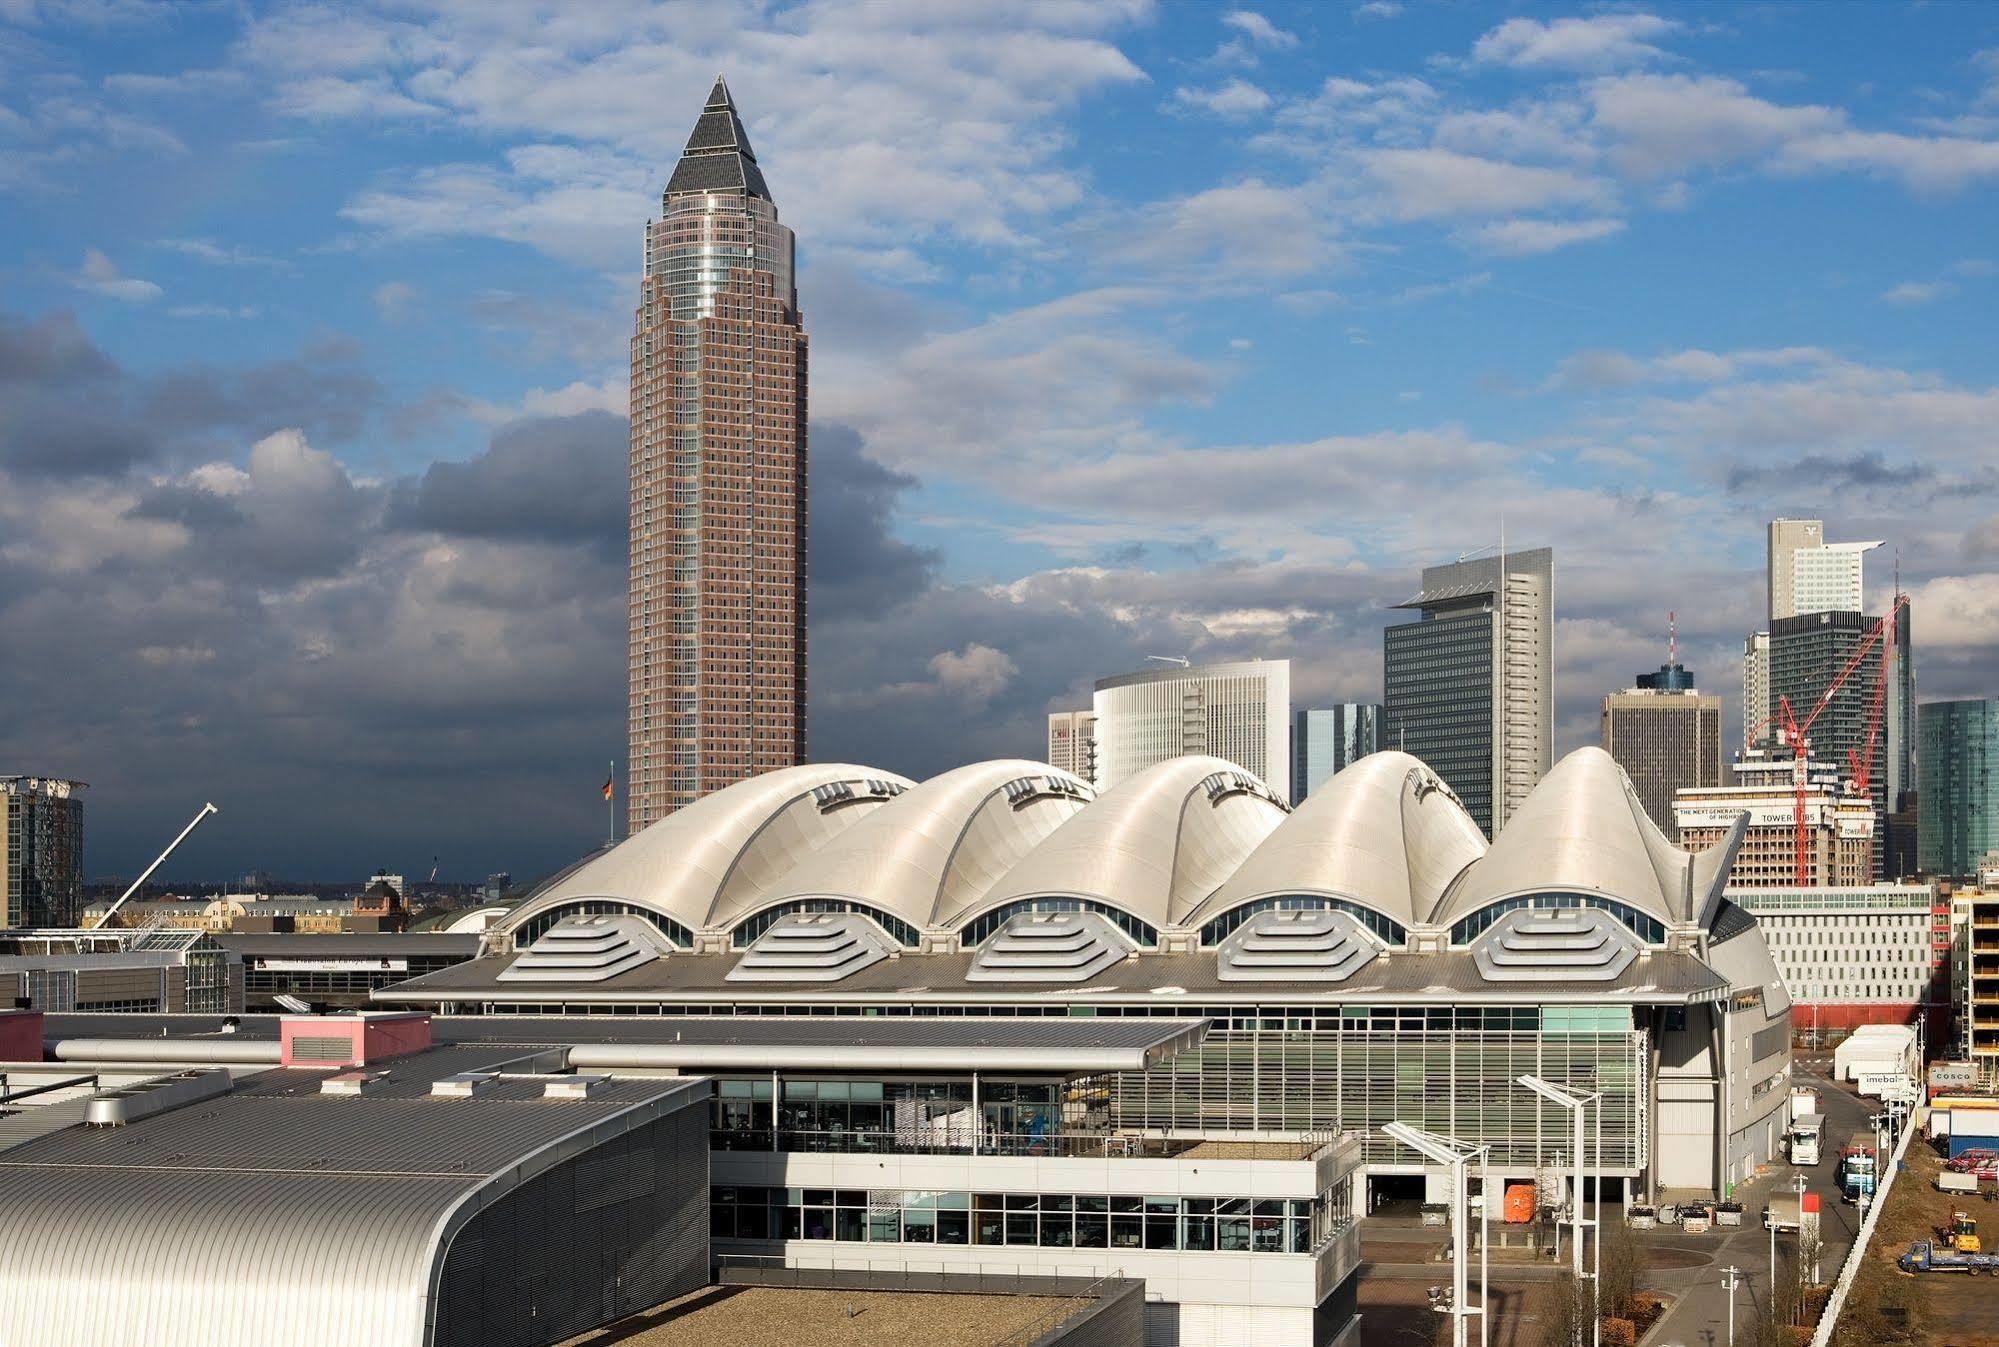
3, 1, 1997, 884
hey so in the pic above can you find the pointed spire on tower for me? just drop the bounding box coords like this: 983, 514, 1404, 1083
665, 73, 771, 201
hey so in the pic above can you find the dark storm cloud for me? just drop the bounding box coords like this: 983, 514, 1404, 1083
807, 424, 937, 619
1724, 452, 1933, 494
388, 411, 627, 555
0, 311, 384, 478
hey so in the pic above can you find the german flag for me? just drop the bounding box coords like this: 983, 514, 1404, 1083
602, 766, 615, 801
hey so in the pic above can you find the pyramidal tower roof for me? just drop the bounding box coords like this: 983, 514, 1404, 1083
665, 75, 772, 201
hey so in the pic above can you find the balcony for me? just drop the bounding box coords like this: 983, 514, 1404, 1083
712, 1125, 1335, 1162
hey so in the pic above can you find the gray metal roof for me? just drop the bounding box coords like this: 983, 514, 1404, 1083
218, 932, 480, 957
0, 1046, 706, 1347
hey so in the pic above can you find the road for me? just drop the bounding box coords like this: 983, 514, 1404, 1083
1643, 1064, 1877, 1347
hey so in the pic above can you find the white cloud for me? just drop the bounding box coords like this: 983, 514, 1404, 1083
1360, 148, 1611, 220
1222, 11, 1297, 51
154, 237, 292, 270
1473, 15, 1681, 71
372, 280, 417, 320
1776, 128, 1999, 192
73, 248, 161, 302
1881, 280, 1951, 306
1586, 73, 1840, 178
1118, 180, 1340, 282
1354, 2, 1403, 19
928, 643, 1018, 702
1172, 78, 1273, 120
1470, 216, 1625, 255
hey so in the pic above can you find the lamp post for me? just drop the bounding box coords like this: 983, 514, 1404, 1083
1519, 1075, 1602, 1347
1721, 1264, 1741, 1347
1385, 1122, 1491, 1347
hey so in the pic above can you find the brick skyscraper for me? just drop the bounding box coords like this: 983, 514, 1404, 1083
628, 77, 807, 831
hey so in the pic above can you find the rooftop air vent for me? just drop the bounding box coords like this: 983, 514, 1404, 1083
84, 1068, 233, 1127
1216, 908, 1382, 983
497, 913, 672, 984
967, 910, 1134, 983
727, 912, 898, 983
1471, 907, 1642, 983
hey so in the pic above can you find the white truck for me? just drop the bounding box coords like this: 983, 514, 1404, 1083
1788, 1116, 1825, 1166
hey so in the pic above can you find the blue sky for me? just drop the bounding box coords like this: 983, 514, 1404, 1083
3, 0, 1998, 882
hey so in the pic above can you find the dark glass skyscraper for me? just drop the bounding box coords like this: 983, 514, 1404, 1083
1919, 699, 1999, 879
1382, 548, 1552, 837
1, 776, 84, 927
1291, 704, 1380, 805
628, 78, 808, 831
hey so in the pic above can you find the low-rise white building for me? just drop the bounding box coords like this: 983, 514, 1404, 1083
1732, 884, 1941, 1038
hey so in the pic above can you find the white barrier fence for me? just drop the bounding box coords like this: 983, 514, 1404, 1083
1806, 1104, 1921, 1347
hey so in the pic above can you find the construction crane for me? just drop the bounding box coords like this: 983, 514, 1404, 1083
1745, 592, 1908, 885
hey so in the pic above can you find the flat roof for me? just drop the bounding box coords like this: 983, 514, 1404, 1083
38, 1013, 1212, 1073
560, 1285, 1084, 1347
217, 932, 482, 956
371, 945, 1728, 1007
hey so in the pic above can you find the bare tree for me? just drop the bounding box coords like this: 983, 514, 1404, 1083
1533, 1271, 1590, 1347
1596, 1217, 1640, 1322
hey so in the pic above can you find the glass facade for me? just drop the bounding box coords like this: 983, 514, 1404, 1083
1919, 699, 1999, 879
1292, 705, 1380, 805
1383, 601, 1495, 835
961, 898, 1158, 948
710, 1077, 1063, 1153
1199, 895, 1407, 947
712, 1184, 1347, 1255
733, 900, 921, 949
1447, 892, 1666, 945
512, 901, 693, 950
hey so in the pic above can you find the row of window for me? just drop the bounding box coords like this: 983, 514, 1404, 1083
710, 1186, 1329, 1254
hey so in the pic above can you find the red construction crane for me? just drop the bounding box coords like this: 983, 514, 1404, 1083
1745, 592, 1908, 885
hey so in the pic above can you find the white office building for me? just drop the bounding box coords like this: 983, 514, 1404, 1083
1093, 661, 1290, 800
1730, 884, 1940, 1035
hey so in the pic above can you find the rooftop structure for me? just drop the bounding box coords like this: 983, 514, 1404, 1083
1676, 751, 1874, 888
0, 1034, 711, 1347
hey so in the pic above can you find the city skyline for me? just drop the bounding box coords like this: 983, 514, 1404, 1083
3, 3, 1998, 878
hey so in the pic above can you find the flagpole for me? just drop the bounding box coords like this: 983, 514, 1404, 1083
607, 759, 617, 847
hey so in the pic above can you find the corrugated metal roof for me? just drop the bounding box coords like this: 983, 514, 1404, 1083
0, 1048, 707, 1347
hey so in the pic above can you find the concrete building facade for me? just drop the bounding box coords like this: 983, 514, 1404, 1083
1048, 709, 1099, 785
1383, 548, 1552, 837
627, 77, 807, 829
1921, 698, 1999, 880
1290, 704, 1379, 805
1093, 662, 1289, 799
1731, 884, 1943, 1038
1601, 670, 1721, 834
1, 776, 84, 928
1676, 752, 1874, 888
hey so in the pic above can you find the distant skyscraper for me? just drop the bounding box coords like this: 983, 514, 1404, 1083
1382, 547, 1552, 837
628, 77, 808, 831
1047, 710, 1098, 785
1920, 699, 1999, 879
1, 776, 84, 927
1768, 609, 1912, 879
1291, 704, 1380, 805
1601, 665, 1721, 834
1093, 660, 1290, 798
1742, 631, 1770, 746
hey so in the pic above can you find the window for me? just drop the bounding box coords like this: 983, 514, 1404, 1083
1449, 892, 1666, 945
1200, 895, 1407, 947
960, 898, 1158, 948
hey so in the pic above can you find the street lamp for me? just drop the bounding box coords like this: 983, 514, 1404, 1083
1721, 1264, 1741, 1347
1385, 1121, 1491, 1347
1519, 1075, 1601, 1347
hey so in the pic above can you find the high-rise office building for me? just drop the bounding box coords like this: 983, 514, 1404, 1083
1742, 631, 1769, 746
1291, 704, 1380, 805
1, 776, 85, 927
1046, 710, 1098, 785
1382, 547, 1552, 837
1092, 660, 1290, 797
1766, 518, 1879, 623
1601, 664, 1721, 834
1920, 699, 1999, 879
1767, 608, 1913, 878
627, 77, 808, 831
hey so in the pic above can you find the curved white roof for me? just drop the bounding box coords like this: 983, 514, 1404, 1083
1190, 751, 1487, 931
1440, 746, 1724, 929
748, 759, 1093, 933
963, 756, 1286, 933
499, 763, 916, 939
